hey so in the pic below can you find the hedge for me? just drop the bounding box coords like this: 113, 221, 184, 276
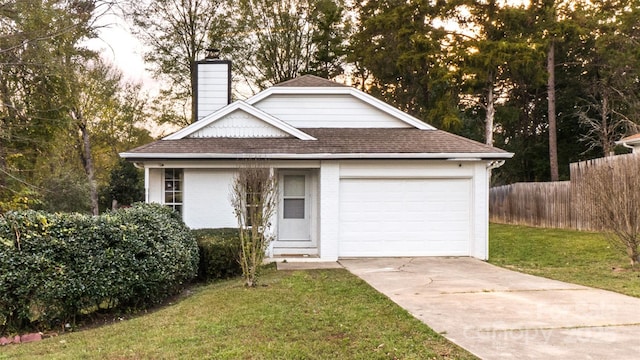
193, 228, 242, 282
0, 203, 199, 335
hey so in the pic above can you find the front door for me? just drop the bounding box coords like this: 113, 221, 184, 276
277, 172, 314, 248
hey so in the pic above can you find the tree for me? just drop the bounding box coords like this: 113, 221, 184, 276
576, 0, 640, 156
127, 0, 228, 125
222, 0, 350, 90
105, 159, 144, 210
0, 1, 153, 213
349, 0, 463, 130
0, 0, 101, 209
229, 162, 277, 287
463, 1, 543, 146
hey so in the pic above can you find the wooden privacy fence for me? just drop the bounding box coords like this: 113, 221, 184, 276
490, 153, 640, 230
490, 182, 572, 229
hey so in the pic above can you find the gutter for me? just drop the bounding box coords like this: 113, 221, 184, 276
119, 152, 515, 161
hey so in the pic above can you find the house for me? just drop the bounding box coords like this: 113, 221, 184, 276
120, 56, 513, 261
616, 133, 640, 153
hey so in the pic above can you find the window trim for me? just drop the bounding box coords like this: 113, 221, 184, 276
163, 168, 183, 215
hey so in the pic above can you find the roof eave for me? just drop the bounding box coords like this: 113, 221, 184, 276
163, 101, 316, 141
119, 152, 514, 161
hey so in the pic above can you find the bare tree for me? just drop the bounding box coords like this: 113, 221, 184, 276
229, 162, 278, 287
581, 154, 640, 267
126, 0, 228, 125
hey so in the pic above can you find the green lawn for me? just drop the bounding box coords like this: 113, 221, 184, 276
490, 223, 640, 297
0, 266, 475, 359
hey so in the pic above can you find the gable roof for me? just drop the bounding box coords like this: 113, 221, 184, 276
164, 100, 316, 141
617, 133, 640, 145
121, 128, 512, 160
274, 74, 350, 87
122, 74, 514, 162
246, 85, 435, 130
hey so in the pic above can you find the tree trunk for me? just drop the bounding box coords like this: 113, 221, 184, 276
76, 110, 99, 215
547, 40, 559, 181
485, 72, 495, 147
601, 95, 613, 157
0, 135, 6, 191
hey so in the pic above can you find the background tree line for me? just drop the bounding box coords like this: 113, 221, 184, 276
2, 0, 639, 213
0, 0, 150, 214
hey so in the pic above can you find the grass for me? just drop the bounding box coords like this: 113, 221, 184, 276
490, 223, 640, 297
0, 266, 475, 359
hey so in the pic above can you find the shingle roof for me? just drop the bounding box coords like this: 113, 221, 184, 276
620, 133, 640, 143
122, 128, 510, 160
274, 75, 349, 87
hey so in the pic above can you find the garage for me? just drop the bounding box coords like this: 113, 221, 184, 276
338, 178, 472, 257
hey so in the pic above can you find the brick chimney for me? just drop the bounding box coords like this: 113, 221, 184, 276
192, 48, 231, 122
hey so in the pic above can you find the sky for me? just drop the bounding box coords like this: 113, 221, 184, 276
84, 12, 157, 93
84, 0, 533, 96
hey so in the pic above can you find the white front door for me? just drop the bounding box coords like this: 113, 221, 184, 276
277, 172, 314, 248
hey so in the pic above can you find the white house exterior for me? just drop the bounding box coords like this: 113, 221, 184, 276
121, 58, 513, 261
616, 133, 640, 153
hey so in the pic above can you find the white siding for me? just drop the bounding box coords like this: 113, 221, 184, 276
189, 110, 289, 138
253, 94, 412, 128
318, 161, 340, 260
142, 159, 490, 261
472, 162, 489, 259
339, 160, 475, 178
196, 62, 229, 120
183, 169, 237, 229
148, 168, 163, 203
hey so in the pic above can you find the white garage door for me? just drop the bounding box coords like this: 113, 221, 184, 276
339, 178, 471, 257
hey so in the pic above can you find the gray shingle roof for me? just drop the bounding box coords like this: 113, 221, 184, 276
122, 128, 510, 160
274, 75, 349, 87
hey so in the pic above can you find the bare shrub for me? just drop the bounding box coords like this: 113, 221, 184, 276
581, 154, 640, 267
229, 162, 277, 286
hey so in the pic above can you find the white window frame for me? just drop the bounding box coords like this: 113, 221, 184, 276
163, 168, 183, 215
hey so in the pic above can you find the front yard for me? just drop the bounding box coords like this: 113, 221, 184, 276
490, 223, 640, 297
5, 223, 637, 359
0, 266, 475, 359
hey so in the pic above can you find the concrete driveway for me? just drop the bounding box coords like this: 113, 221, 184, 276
340, 257, 640, 359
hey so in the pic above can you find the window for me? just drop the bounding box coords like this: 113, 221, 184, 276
164, 168, 183, 214
283, 175, 305, 219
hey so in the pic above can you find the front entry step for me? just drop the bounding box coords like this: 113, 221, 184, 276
271, 247, 318, 256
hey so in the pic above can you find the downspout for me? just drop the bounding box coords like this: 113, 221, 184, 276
487, 160, 505, 170
144, 167, 150, 203
484, 159, 505, 260
621, 142, 634, 151
132, 162, 149, 203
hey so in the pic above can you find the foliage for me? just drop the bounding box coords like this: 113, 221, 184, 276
229, 163, 277, 287
490, 223, 640, 298
350, 0, 463, 130
40, 170, 92, 214
0, 1, 152, 214
0, 203, 198, 335
192, 228, 242, 281
102, 159, 144, 210
218, 0, 351, 90
0, 0, 97, 208
0, 269, 476, 359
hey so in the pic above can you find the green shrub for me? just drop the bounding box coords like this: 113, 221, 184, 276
193, 228, 242, 281
0, 203, 198, 335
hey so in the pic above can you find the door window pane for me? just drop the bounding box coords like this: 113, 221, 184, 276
284, 175, 305, 197
284, 199, 305, 219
